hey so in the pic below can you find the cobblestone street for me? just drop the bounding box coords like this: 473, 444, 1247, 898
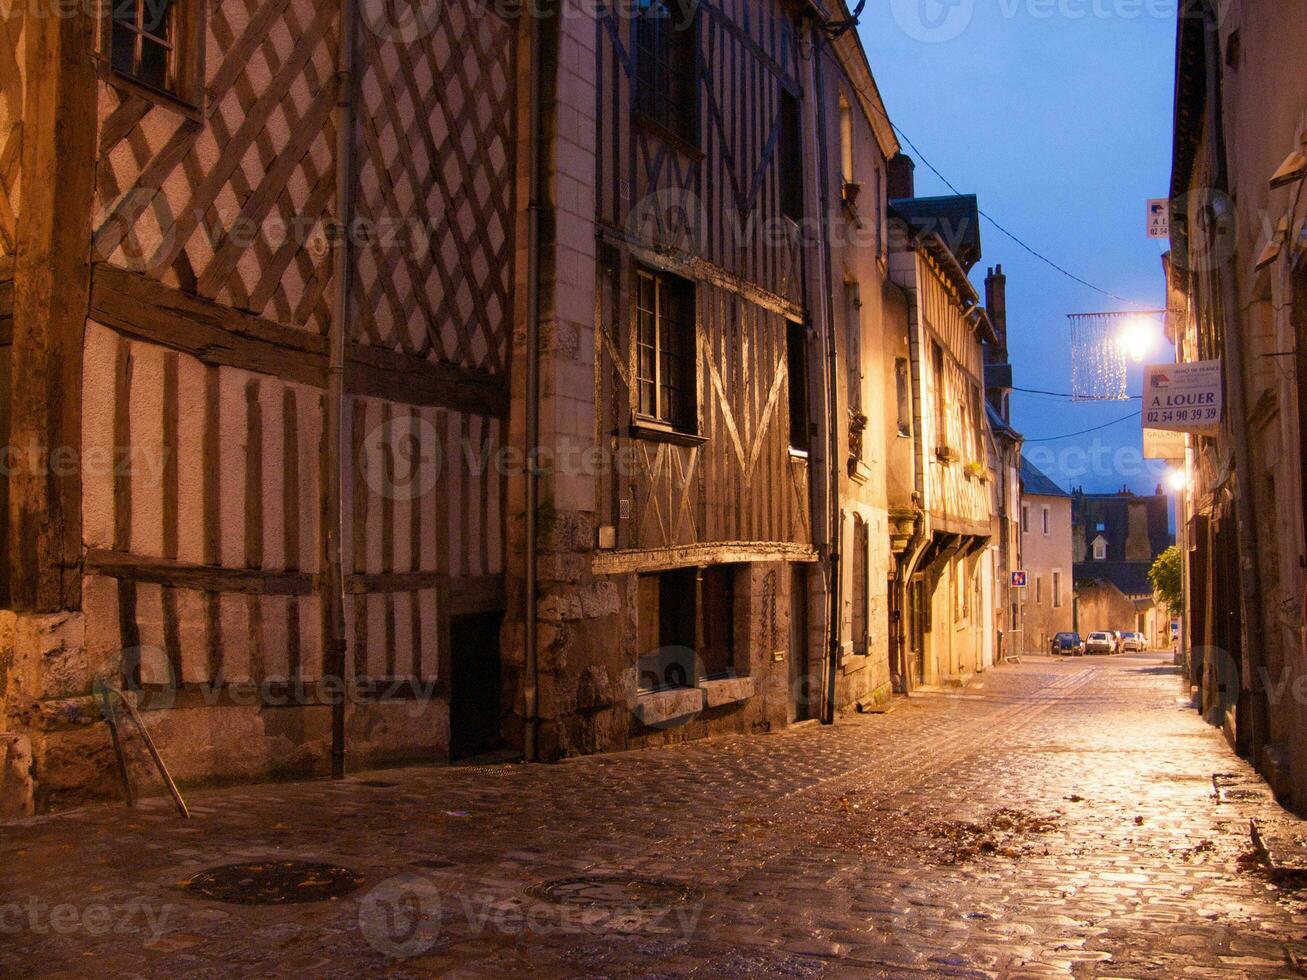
4, 652, 1306, 977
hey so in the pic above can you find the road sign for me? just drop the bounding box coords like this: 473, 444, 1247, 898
1148, 199, 1170, 239
1144, 360, 1222, 433
1011, 571, 1027, 588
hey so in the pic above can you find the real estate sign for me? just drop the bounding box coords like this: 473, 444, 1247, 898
1143, 426, 1187, 462
1144, 360, 1222, 434
1147, 198, 1170, 239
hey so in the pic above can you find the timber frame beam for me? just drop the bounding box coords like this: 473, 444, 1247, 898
9, 9, 98, 611
88, 264, 508, 418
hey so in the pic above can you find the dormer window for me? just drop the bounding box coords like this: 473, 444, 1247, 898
1093, 536, 1108, 561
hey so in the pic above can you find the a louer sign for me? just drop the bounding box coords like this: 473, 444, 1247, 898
1143, 360, 1222, 434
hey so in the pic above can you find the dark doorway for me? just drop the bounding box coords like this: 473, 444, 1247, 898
449, 612, 505, 761
790, 565, 812, 721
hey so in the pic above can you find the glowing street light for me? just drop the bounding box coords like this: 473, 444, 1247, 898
1166, 469, 1188, 493
1116, 315, 1158, 363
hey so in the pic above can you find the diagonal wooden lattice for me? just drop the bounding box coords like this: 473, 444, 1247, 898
351, 1, 517, 376
94, 0, 339, 334
0, 11, 23, 255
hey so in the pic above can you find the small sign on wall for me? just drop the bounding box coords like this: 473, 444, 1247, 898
1011, 571, 1028, 588
1147, 199, 1170, 239
1143, 427, 1186, 462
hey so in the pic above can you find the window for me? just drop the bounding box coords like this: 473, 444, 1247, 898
109, 0, 197, 103
845, 283, 862, 415
895, 358, 912, 436
635, 0, 698, 143
787, 321, 810, 451
851, 517, 869, 655
1093, 537, 1107, 561
637, 570, 697, 691
1021, 505, 1030, 534
779, 88, 804, 221
839, 96, 854, 186
701, 565, 739, 680
635, 268, 696, 430
931, 342, 948, 452
1053, 570, 1063, 608
1042, 506, 1050, 536
1036, 575, 1043, 605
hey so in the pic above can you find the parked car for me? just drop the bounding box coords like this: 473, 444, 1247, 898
1119, 631, 1147, 653
1051, 632, 1085, 656
1085, 631, 1116, 655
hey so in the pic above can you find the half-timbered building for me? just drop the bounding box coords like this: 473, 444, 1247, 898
0, 0, 521, 807
885, 175, 998, 690
0, 0, 1000, 809
505, 0, 906, 758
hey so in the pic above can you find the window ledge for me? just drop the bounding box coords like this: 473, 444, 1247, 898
634, 686, 704, 726
849, 458, 873, 485
699, 675, 756, 708
99, 65, 204, 124
630, 419, 705, 447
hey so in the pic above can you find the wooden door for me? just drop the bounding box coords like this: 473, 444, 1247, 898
790, 565, 811, 721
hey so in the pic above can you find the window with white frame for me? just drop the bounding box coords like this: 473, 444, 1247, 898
635, 267, 696, 431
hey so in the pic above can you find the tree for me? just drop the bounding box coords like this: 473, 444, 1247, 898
1149, 546, 1184, 613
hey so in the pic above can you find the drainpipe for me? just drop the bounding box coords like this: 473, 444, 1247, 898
807, 24, 842, 725
1202, 3, 1268, 758
325, 0, 359, 779
522, 7, 547, 763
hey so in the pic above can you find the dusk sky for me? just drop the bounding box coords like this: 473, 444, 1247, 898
856, 1, 1179, 496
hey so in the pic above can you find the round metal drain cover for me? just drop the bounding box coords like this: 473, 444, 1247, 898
527, 875, 701, 910
179, 861, 364, 905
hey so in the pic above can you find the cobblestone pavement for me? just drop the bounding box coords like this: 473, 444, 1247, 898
4, 652, 1307, 978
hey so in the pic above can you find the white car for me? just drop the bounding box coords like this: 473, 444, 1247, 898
1085, 631, 1116, 655
1119, 631, 1147, 653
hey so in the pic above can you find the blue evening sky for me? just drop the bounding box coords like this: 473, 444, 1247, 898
856, 0, 1178, 495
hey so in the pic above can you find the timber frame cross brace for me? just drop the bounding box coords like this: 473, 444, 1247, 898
94, 681, 190, 819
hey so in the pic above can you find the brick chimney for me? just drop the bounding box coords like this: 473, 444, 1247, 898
984, 264, 1008, 355
888, 152, 915, 200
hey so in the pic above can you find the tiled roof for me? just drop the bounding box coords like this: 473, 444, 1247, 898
1020, 456, 1069, 498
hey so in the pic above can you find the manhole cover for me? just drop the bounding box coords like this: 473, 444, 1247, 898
526, 875, 702, 910
178, 861, 364, 905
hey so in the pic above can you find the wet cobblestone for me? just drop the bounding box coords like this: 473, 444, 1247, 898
3, 652, 1306, 977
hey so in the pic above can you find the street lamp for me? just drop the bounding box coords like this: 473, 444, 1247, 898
1116, 315, 1158, 364
1166, 468, 1188, 493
